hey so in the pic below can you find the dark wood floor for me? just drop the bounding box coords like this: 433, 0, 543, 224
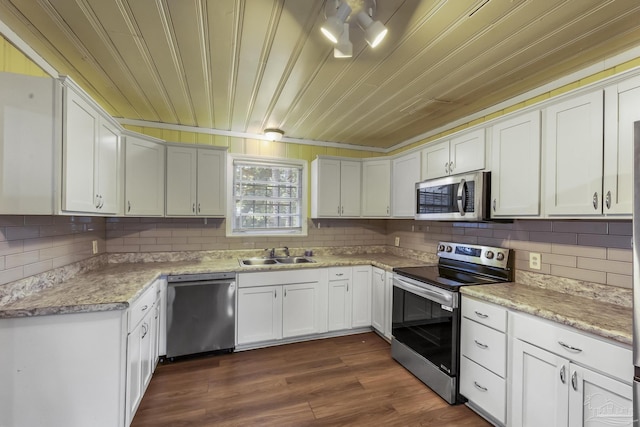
132, 332, 490, 426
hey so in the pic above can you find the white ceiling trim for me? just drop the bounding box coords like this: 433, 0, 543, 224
118, 117, 387, 153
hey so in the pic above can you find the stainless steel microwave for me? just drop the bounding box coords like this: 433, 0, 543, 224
415, 171, 490, 221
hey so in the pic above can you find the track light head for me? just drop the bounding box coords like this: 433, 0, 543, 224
356, 11, 388, 48
321, 1, 351, 44
334, 23, 352, 58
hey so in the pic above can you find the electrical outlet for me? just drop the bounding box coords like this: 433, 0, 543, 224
92, 240, 98, 255
529, 252, 541, 270
394, 237, 400, 247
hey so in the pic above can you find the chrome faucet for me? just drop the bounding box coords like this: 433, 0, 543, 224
283, 246, 290, 257
265, 248, 275, 258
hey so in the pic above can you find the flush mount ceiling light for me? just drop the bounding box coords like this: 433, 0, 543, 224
322, 0, 387, 58
264, 128, 284, 141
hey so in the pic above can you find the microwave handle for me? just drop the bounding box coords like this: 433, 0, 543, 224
457, 179, 467, 215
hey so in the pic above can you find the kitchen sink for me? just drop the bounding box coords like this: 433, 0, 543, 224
238, 256, 315, 267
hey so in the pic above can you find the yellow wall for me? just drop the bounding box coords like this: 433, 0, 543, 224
0, 35, 48, 77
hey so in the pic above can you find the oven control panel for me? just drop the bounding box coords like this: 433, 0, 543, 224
437, 242, 510, 269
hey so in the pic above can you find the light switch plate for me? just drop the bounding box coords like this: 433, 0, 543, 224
394, 237, 400, 247
529, 252, 541, 270
92, 240, 98, 255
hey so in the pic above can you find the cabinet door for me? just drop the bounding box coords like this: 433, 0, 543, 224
313, 158, 341, 217
63, 88, 98, 212
125, 322, 143, 426
282, 282, 321, 338
544, 91, 604, 216
125, 136, 165, 216
140, 317, 153, 392
450, 128, 485, 175
421, 139, 450, 180
351, 266, 372, 328
391, 152, 420, 217
511, 339, 569, 427
95, 118, 120, 214
0, 73, 54, 214
568, 363, 632, 427
340, 160, 361, 217
166, 146, 197, 216
237, 286, 282, 344
603, 77, 640, 216
196, 148, 225, 216
361, 159, 390, 217
371, 268, 385, 333
327, 279, 351, 331
491, 111, 541, 217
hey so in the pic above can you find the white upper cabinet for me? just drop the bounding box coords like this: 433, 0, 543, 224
166, 145, 225, 217
544, 90, 604, 216
603, 76, 640, 216
490, 111, 541, 217
311, 158, 361, 217
391, 151, 420, 217
124, 134, 165, 216
62, 80, 121, 215
0, 72, 55, 214
361, 159, 391, 217
421, 128, 485, 180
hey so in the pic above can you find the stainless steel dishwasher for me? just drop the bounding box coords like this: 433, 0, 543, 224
166, 272, 236, 359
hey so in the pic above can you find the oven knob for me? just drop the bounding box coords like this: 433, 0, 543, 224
438, 244, 445, 252
446, 246, 453, 252
485, 251, 494, 259
496, 252, 505, 261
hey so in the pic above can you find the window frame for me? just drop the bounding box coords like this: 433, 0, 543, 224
226, 154, 308, 237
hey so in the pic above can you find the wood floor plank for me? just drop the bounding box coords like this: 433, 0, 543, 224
132, 332, 490, 426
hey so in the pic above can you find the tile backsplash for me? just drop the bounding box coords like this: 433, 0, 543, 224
0, 216, 106, 286
0, 215, 632, 290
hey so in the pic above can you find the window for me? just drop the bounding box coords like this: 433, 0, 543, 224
228, 156, 307, 236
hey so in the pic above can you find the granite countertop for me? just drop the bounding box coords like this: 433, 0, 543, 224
461, 282, 632, 346
0, 253, 425, 319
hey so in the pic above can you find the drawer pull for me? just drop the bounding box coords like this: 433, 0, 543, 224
474, 340, 488, 350
474, 311, 488, 319
141, 304, 149, 312
473, 381, 488, 392
335, 273, 344, 276
559, 365, 566, 384
558, 341, 583, 353
571, 370, 578, 391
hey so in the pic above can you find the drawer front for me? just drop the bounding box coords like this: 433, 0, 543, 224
129, 283, 156, 332
462, 296, 507, 332
461, 317, 507, 377
511, 311, 632, 382
460, 356, 506, 424
328, 267, 352, 281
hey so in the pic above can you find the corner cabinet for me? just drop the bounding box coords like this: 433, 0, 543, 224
311, 158, 361, 217
421, 128, 485, 180
61, 78, 121, 215
490, 111, 541, 217
0, 72, 56, 214
165, 145, 226, 217
124, 133, 165, 216
391, 152, 421, 217
361, 159, 391, 217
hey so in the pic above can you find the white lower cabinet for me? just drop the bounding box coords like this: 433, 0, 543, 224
371, 267, 393, 339
236, 269, 326, 346
510, 311, 632, 427
327, 267, 352, 331
351, 266, 372, 328
460, 296, 507, 425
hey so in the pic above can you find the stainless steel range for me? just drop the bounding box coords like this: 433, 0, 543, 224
392, 241, 514, 404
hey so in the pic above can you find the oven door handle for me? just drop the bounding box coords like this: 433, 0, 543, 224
393, 277, 454, 308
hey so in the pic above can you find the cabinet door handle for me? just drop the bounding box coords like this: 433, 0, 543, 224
571, 370, 578, 391
341, 206, 344, 215
387, 206, 389, 215
605, 191, 611, 210
198, 203, 201, 213
192, 203, 196, 213
493, 198, 497, 212
95, 194, 100, 209
127, 201, 131, 212
473, 381, 487, 392
346, 284, 349, 292
445, 162, 449, 174
141, 323, 148, 339
558, 341, 582, 353
274, 289, 277, 298
592, 192, 598, 210
474, 311, 488, 319
559, 365, 566, 384
338, 206, 340, 215
141, 304, 148, 312
474, 340, 488, 350
284, 289, 287, 298
449, 161, 454, 172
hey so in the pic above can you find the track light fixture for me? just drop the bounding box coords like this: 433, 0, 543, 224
321, 0, 387, 58
264, 128, 284, 141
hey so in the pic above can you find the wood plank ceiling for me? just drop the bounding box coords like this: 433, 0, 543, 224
1, 0, 640, 149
